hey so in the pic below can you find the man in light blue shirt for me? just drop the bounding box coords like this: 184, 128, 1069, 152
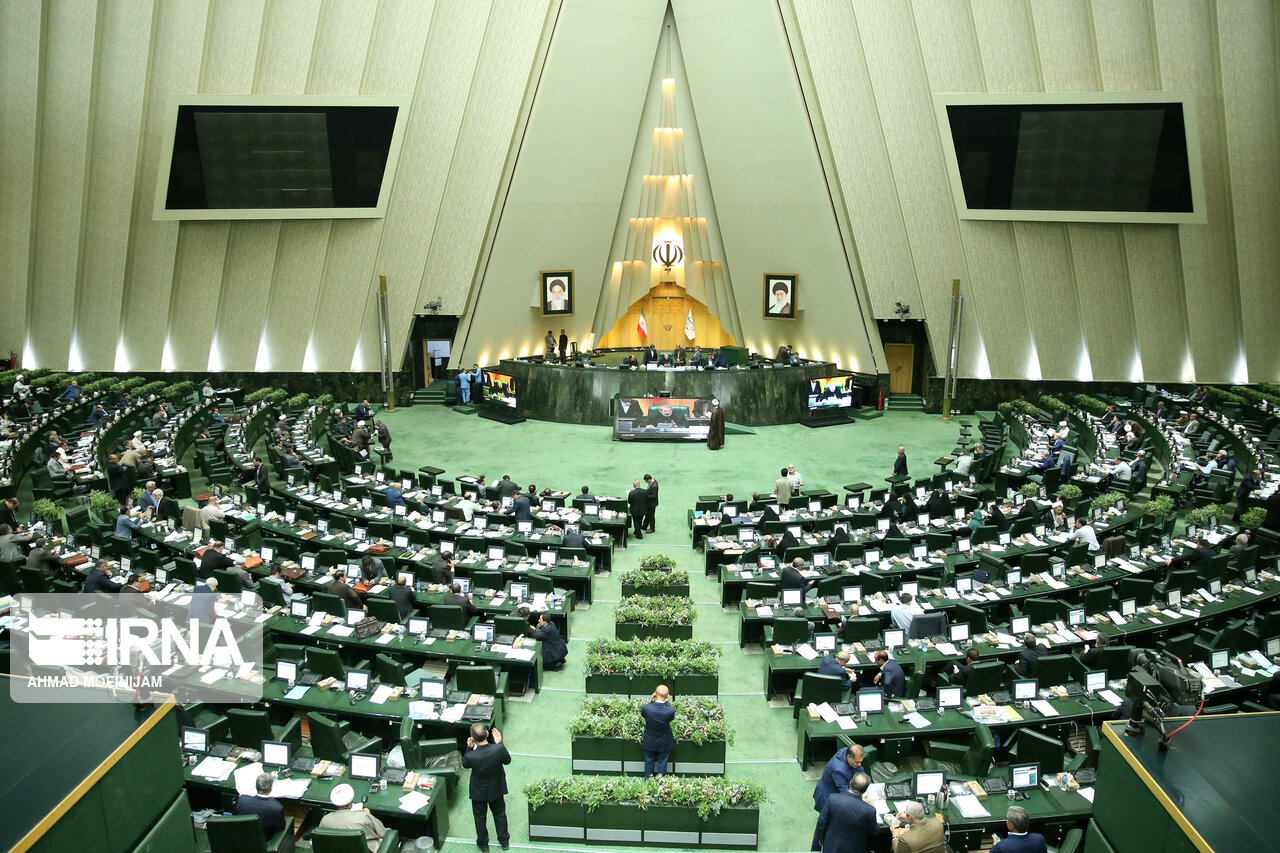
114, 506, 146, 540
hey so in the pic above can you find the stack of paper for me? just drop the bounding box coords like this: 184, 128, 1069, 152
192, 756, 237, 781
399, 791, 432, 814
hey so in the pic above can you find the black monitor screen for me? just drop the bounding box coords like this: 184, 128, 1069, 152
164, 105, 400, 211
615, 398, 712, 442
946, 102, 1193, 213
806, 376, 854, 411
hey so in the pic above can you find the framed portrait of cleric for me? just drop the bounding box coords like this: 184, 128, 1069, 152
763, 273, 797, 320
541, 270, 574, 317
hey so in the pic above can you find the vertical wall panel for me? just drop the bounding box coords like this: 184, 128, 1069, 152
1068, 226, 1137, 380
116, 0, 207, 372
1218, 2, 1280, 382
0, 4, 41, 359
26, 1, 97, 369
1011, 224, 1079, 379
165, 225, 229, 371
75, 0, 153, 370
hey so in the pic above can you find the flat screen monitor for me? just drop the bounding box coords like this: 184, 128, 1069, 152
432, 510, 446, 524
842, 586, 862, 603
394, 534, 409, 549
1267, 637, 1280, 658
884, 629, 904, 649
421, 680, 445, 700
912, 544, 927, 560
806, 376, 854, 410
181, 727, 209, 753
1011, 763, 1040, 791
857, 689, 884, 714
1246, 567, 1258, 584
914, 771, 946, 797
361, 497, 372, 510
738, 528, 755, 543
615, 397, 711, 441
1068, 608, 1085, 627
956, 576, 973, 593
1121, 598, 1137, 617
487, 546, 505, 561
787, 525, 803, 538
1210, 649, 1229, 670
814, 633, 836, 652
1013, 679, 1037, 701
1167, 589, 1182, 610
1094, 553, 1107, 568
900, 582, 918, 598
1084, 671, 1106, 693
938, 686, 963, 709
408, 617, 429, 636
346, 670, 370, 692
1006, 570, 1022, 587
289, 600, 309, 619
957, 538, 971, 553
517, 520, 533, 534
474, 516, 488, 531
473, 623, 495, 643
457, 577, 470, 594
759, 555, 777, 569
539, 550, 557, 566
865, 549, 881, 565
808, 500, 823, 513
1011, 616, 1030, 635
813, 552, 830, 567
723, 505, 741, 517
349, 753, 380, 781
876, 518, 890, 533
781, 589, 802, 607
486, 372, 518, 409
949, 623, 970, 643
275, 660, 298, 683
345, 609, 364, 627
1209, 579, 1222, 595
584, 503, 599, 516
510, 582, 529, 600
999, 531, 1010, 545
285, 511, 296, 525
318, 518, 330, 532
540, 500, 555, 512
261, 741, 291, 768
300, 554, 316, 573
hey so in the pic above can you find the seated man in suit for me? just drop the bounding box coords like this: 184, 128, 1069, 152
874, 651, 906, 698
991, 805, 1048, 853
443, 583, 479, 620
559, 523, 586, 550
636, 404, 687, 429
326, 570, 367, 614
235, 773, 286, 839
945, 648, 982, 686
527, 613, 568, 670
689, 346, 706, 368
891, 800, 945, 853
82, 559, 124, 594
817, 649, 853, 690
710, 348, 728, 369
780, 557, 811, 591
319, 783, 390, 853
189, 576, 218, 624
388, 575, 416, 621
199, 541, 236, 580
1014, 633, 1047, 677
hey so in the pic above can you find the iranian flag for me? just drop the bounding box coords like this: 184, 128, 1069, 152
637, 309, 648, 339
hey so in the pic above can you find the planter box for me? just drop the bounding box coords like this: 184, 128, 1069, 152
571, 737, 727, 775
527, 802, 759, 849
585, 672, 719, 696
583, 674, 635, 696
621, 582, 690, 597
528, 802, 585, 842
673, 673, 719, 696
615, 623, 694, 641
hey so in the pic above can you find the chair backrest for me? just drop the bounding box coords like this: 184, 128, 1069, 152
1167, 569, 1199, 595
963, 661, 1005, 697
1033, 654, 1074, 686
311, 591, 347, 618
20, 567, 51, 593
471, 570, 505, 592
272, 643, 307, 663
1082, 586, 1113, 615
745, 581, 777, 600
430, 604, 468, 630
771, 617, 810, 647
961, 724, 997, 776
1117, 577, 1155, 602
1100, 645, 1135, 679
226, 708, 275, 749
839, 617, 882, 642
1022, 598, 1061, 625
205, 815, 268, 853
306, 647, 346, 680
1161, 632, 1197, 662
880, 537, 911, 558
311, 828, 378, 853
455, 664, 498, 695
211, 568, 241, 594
494, 614, 528, 637
1016, 727, 1064, 773
798, 673, 844, 707
257, 580, 286, 608
366, 597, 403, 625
907, 611, 948, 640
306, 712, 352, 762
376, 653, 413, 686
527, 573, 554, 594
954, 602, 987, 634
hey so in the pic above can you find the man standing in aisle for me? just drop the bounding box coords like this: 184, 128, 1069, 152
462, 724, 511, 852
815, 772, 878, 853
641, 685, 677, 778
893, 446, 909, 478
628, 479, 649, 540
643, 473, 659, 533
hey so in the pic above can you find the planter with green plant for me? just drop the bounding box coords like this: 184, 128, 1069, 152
1186, 504, 1223, 529
615, 595, 696, 641
315, 393, 335, 409
32, 498, 64, 524
1020, 483, 1040, 499
1143, 495, 1175, 521
286, 392, 310, 410
583, 638, 720, 695
638, 552, 679, 571
1090, 491, 1125, 513
88, 490, 120, 524
166, 381, 196, 403
1240, 506, 1267, 529
1058, 483, 1083, 501
525, 775, 764, 847
620, 568, 691, 597
244, 387, 276, 406
569, 696, 732, 775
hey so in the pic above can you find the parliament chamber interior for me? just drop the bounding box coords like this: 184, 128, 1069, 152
3, 2, 1279, 853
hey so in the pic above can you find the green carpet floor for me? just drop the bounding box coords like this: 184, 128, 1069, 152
360, 404, 965, 853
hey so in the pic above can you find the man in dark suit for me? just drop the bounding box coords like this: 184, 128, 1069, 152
189, 577, 218, 624
1132, 450, 1150, 490
527, 613, 567, 670
560, 524, 586, 550
388, 575, 416, 621
443, 583, 479, 620
893, 446, 908, 477
643, 474, 659, 533
1235, 468, 1262, 521
432, 551, 455, 585
199, 541, 237, 579
234, 773, 286, 838
82, 559, 123, 593
106, 454, 130, 503
512, 490, 532, 522
1014, 634, 1047, 677
1266, 490, 1280, 531
690, 347, 706, 368
628, 479, 649, 540
461, 724, 511, 852
991, 805, 1048, 853
873, 651, 905, 698
252, 457, 270, 495
946, 648, 982, 686
818, 650, 853, 690
781, 557, 810, 591
815, 772, 878, 853
495, 475, 519, 499
1165, 538, 1217, 577
640, 685, 677, 778
710, 348, 728, 369
325, 570, 366, 615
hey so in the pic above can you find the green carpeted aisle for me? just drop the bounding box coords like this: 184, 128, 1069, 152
362, 405, 963, 852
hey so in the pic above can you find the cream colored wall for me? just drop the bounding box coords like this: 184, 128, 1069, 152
3, 0, 554, 373
788, 0, 1280, 383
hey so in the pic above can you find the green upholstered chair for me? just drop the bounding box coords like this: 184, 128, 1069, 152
375, 653, 414, 686
428, 604, 469, 631
309, 827, 398, 853
398, 717, 463, 796
205, 815, 295, 853
366, 597, 403, 625
793, 673, 845, 718
225, 708, 302, 751
1010, 727, 1065, 773
306, 712, 382, 763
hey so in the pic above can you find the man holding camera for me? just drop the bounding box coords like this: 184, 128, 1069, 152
462, 724, 511, 852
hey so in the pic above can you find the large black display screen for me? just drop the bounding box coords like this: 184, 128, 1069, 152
615, 398, 712, 442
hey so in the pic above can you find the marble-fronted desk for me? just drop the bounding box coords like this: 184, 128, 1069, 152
498, 359, 876, 426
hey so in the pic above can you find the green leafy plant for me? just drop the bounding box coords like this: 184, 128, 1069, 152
583, 638, 720, 679
130, 486, 145, 503
29, 372, 70, 389
619, 568, 690, 588
523, 776, 765, 820
1144, 496, 1174, 518
89, 490, 120, 518
136, 381, 167, 397
1073, 394, 1108, 417
614, 595, 696, 627
166, 381, 196, 400
83, 377, 117, 394
568, 696, 733, 746
115, 377, 146, 392
1058, 483, 1083, 500
638, 552, 678, 571
1186, 503, 1223, 527
264, 388, 289, 404
32, 498, 64, 523
1037, 395, 1069, 416
315, 393, 335, 408
286, 392, 310, 408
1020, 483, 1040, 498
1240, 506, 1266, 528
244, 387, 276, 405
1090, 491, 1124, 511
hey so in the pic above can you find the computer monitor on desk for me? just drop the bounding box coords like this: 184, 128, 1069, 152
261, 741, 291, 768
1013, 679, 1037, 702
181, 727, 209, 754
487, 546, 505, 561
289, 600, 309, 619
914, 771, 946, 798
865, 549, 881, 565
814, 553, 830, 568
1267, 637, 1280, 658
900, 582, 918, 599
421, 680, 445, 700
474, 623, 495, 643
510, 582, 529, 600
857, 689, 884, 714
346, 671, 370, 692
1084, 671, 1106, 693
408, 617, 429, 636
457, 578, 471, 594
1006, 570, 1022, 586
1120, 598, 1137, 618
781, 589, 803, 607
1011, 763, 1039, 791
260, 545, 274, 563
1210, 649, 1229, 670
814, 633, 836, 652
949, 623, 970, 643
1011, 616, 1030, 635
349, 753, 380, 781
1166, 588, 1182, 610
937, 686, 963, 709
842, 586, 862, 603
275, 660, 297, 684
397, 570, 414, 587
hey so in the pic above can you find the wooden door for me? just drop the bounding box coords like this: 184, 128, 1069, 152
884, 343, 914, 393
